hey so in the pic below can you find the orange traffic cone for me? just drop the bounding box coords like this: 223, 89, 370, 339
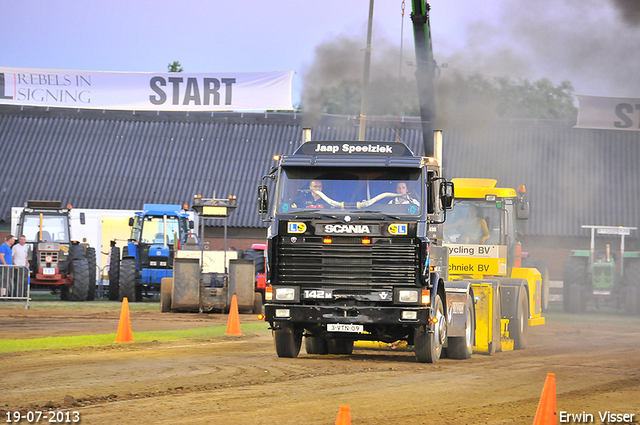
533, 373, 557, 425
335, 405, 351, 425
225, 294, 242, 336
114, 297, 134, 343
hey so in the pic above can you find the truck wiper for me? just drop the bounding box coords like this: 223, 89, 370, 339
346, 211, 403, 221
293, 210, 340, 220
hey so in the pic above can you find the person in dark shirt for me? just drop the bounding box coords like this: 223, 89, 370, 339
292, 180, 328, 209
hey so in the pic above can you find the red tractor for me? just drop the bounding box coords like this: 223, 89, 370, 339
15, 201, 96, 301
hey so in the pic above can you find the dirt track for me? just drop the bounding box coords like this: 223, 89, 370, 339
1, 302, 639, 425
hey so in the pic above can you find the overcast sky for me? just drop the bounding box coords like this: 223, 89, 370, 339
2, 0, 640, 106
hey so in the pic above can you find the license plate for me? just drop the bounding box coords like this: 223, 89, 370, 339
327, 324, 364, 333
43, 268, 55, 275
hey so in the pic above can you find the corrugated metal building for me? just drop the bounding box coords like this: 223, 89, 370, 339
1, 104, 639, 275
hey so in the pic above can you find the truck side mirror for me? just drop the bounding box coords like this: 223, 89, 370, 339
128, 217, 134, 227
516, 200, 530, 220
440, 181, 454, 211
258, 185, 269, 215
189, 220, 195, 230
80, 212, 86, 225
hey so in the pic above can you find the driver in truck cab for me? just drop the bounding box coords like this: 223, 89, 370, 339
388, 182, 420, 205
446, 205, 490, 244
291, 180, 328, 209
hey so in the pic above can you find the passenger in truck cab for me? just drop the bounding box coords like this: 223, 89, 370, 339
446, 205, 490, 244
291, 180, 329, 209
389, 182, 420, 205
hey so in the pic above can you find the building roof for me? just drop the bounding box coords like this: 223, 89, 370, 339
1, 105, 639, 238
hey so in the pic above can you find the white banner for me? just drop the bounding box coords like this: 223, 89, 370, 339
575, 94, 640, 131
0, 67, 294, 111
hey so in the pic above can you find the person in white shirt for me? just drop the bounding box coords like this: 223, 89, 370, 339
389, 182, 419, 205
12, 235, 29, 267
11, 235, 30, 297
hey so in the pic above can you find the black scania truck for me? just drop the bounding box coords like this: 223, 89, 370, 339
258, 140, 476, 363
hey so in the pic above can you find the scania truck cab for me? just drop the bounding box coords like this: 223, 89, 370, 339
258, 140, 482, 363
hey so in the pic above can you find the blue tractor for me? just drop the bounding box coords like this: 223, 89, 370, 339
109, 204, 194, 301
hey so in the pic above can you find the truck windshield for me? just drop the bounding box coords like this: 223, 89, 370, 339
276, 166, 423, 216
21, 214, 70, 243
444, 200, 501, 245
138, 216, 186, 245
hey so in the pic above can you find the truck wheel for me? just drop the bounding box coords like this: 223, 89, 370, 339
160, 277, 173, 313
68, 257, 90, 301
69, 244, 85, 260
253, 292, 263, 314
569, 283, 585, 314
512, 288, 529, 350
108, 247, 120, 301
305, 336, 329, 355
273, 323, 302, 358
414, 294, 445, 363
119, 258, 137, 302
563, 256, 588, 312
446, 293, 474, 359
85, 247, 97, 301
327, 339, 354, 355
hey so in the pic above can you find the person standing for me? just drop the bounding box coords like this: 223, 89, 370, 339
0, 235, 15, 297
12, 235, 30, 297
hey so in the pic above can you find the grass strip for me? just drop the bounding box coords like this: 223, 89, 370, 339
0, 322, 270, 354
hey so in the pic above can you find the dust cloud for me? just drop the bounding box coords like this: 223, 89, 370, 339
300, 0, 640, 125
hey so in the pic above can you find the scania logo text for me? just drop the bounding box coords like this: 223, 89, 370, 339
324, 224, 371, 234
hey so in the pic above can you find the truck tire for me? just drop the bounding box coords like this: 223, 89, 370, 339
119, 258, 137, 302
108, 247, 120, 301
511, 287, 529, 350
85, 247, 97, 301
446, 293, 474, 359
327, 339, 354, 355
69, 244, 85, 260
414, 294, 445, 363
160, 277, 173, 313
563, 256, 588, 313
305, 336, 329, 355
68, 257, 90, 301
273, 323, 302, 358
569, 283, 585, 314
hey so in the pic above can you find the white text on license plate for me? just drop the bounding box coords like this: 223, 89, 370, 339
43, 268, 55, 275
327, 324, 363, 333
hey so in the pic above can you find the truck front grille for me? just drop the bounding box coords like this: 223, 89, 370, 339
277, 237, 418, 286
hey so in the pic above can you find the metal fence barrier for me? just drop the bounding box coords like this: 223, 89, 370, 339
0, 265, 31, 309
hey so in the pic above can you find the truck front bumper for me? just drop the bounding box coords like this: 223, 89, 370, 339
264, 303, 430, 326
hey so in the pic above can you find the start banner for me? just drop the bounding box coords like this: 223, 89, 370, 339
575, 94, 640, 131
0, 67, 294, 111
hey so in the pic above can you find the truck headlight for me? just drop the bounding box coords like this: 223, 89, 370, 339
398, 290, 419, 303
275, 287, 296, 301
